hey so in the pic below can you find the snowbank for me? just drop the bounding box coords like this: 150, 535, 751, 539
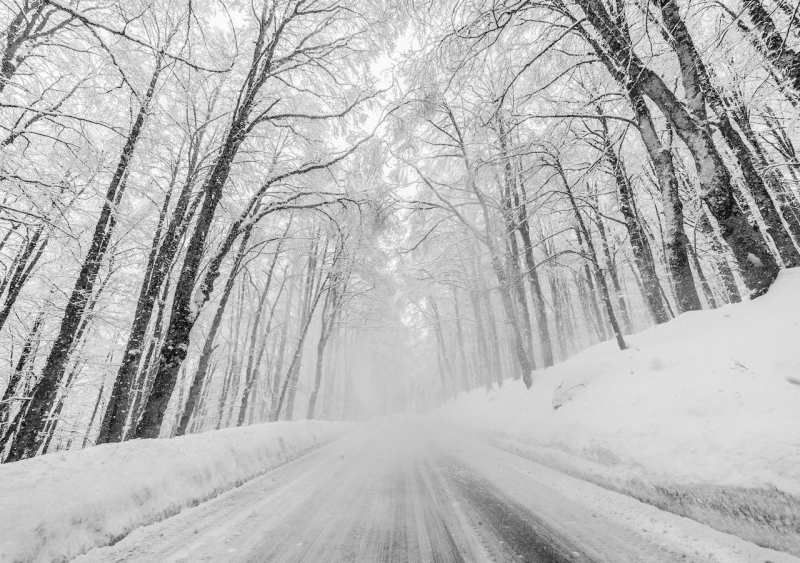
0, 420, 352, 563
435, 268, 800, 556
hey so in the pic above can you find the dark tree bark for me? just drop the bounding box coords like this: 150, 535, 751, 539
0, 310, 44, 438
762, 107, 800, 189
725, 90, 800, 246
224, 281, 253, 428
82, 380, 106, 449
654, 0, 800, 268
6, 57, 163, 461
601, 125, 670, 323
513, 185, 555, 367
128, 273, 173, 431
0, 0, 73, 96
628, 90, 701, 313
173, 231, 253, 436
496, 120, 536, 371
572, 0, 780, 295
687, 241, 718, 309
130, 5, 298, 438
500, 121, 555, 367
0, 225, 49, 334
40, 261, 115, 452
97, 144, 207, 444
697, 211, 742, 304
133, 0, 369, 438
590, 190, 633, 332
741, 0, 800, 96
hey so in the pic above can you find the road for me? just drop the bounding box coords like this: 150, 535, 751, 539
73, 420, 796, 563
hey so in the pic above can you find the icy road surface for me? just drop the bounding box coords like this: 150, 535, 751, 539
74, 419, 799, 563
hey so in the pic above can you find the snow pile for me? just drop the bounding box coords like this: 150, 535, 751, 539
0, 420, 352, 563
435, 268, 800, 555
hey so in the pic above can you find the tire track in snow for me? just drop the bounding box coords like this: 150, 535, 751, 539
73, 420, 759, 563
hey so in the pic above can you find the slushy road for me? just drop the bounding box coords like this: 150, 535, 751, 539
73, 420, 782, 563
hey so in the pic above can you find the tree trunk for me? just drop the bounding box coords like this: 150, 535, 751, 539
558, 161, 627, 350
575, 0, 780, 295
726, 91, 800, 247
451, 286, 473, 389
306, 281, 342, 419
512, 156, 555, 367
627, 91, 701, 313
129, 13, 291, 438
128, 274, 173, 432
285, 238, 326, 420
272, 279, 327, 422
741, 0, 800, 95
6, 59, 162, 461
444, 105, 533, 387
97, 165, 195, 444
269, 275, 298, 417
482, 291, 505, 388
429, 298, 457, 400
237, 232, 291, 426
687, 242, 718, 309
0, 225, 48, 334
600, 118, 672, 323
548, 272, 569, 360
82, 380, 105, 449
467, 284, 493, 391
496, 119, 536, 371
0, 310, 44, 438
656, 0, 800, 266
174, 231, 252, 435
697, 211, 742, 303
591, 193, 633, 332
241, 272, 288, 424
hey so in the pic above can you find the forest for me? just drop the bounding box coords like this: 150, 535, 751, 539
1, 0, 799, 464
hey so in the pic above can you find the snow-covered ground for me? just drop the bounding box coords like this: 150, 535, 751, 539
0, 420, 351, 563
69, 419, 800, 563
435, 268, 800, 556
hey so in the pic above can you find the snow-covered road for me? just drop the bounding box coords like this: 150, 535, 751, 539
73, 419, 799, 563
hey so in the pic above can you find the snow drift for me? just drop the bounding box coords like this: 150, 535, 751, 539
435, 268, 800, 556
0, 420, 352, 563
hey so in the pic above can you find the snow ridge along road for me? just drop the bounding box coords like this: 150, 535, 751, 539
435, 268, 800, 555
0, 421, 352, 563
73, 418, 799, 563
